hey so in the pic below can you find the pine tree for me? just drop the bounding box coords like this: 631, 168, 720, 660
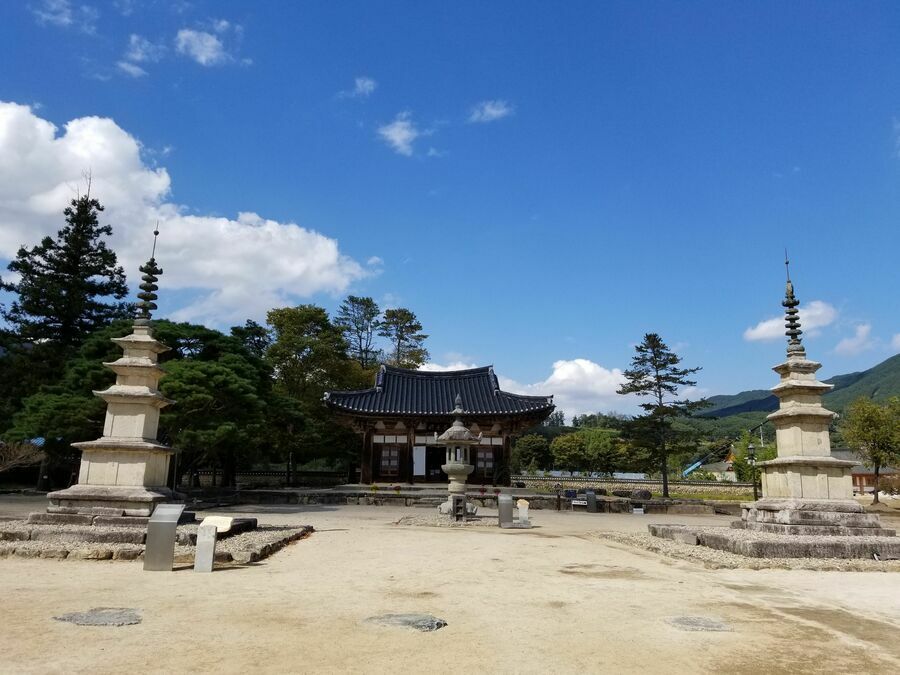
1, 193, 130, 349
378, 308, 429, 368
617, 333, 708, 497
334, 295, 382, 368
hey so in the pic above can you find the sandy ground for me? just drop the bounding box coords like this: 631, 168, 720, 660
1, 495, 899, 674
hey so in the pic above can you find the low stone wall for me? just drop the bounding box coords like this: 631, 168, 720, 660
512, 475, 753, 496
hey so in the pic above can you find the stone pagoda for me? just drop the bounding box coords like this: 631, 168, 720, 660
740, 264, 892, 536
46, 231, 176, 518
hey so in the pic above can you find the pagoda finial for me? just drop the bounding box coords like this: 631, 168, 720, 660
782, 252, 804, 357
453, 393, 464, 413
135, 224, 163, 325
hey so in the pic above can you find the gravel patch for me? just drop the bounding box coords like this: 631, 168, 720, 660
55, 608, 142, 627
595, 531, 900, 571
0, 521, 312, 564
365, 613, 448, 632
666, 616, 731, 632
393, 514, 498, 529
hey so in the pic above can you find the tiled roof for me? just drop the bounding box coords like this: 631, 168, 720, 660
324, 365, 554, 417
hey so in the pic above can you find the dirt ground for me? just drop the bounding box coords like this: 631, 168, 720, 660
1, 495, 898, 674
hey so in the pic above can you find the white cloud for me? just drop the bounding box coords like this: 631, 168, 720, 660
366, 256, 384, 266
377, 112, 422, 156
468, 100, 513, 123
0, 101, 368, 325
892, 333, 900, 351
116, 61, 147, 78
834, 324, 875, 356
419, 361, 480, 373
125, 34, 166, 63
339, 77, 377, 99
31, 0, 97, 33
499, 358, 634, 419
743, 300, 838, 341
175, 29, 229, 66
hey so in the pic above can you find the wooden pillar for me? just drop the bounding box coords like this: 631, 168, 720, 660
407, 427, 415, 485
361, 429, 373, 484
501, 435, 512, 487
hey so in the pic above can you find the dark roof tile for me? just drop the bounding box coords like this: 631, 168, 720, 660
324, 365, 554, 417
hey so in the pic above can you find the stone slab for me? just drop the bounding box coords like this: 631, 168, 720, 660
27, 513, 94, 526
651, 523, 900, 559
740, 522, 896, 537
666, 504, 715, 516
92, 516, 151, 528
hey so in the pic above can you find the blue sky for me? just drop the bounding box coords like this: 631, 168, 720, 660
1, 1, 899, 417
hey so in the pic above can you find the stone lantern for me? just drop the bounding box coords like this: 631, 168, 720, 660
436, 394, 481, 496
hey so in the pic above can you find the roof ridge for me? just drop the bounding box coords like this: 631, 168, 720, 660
384, 365, 494, 377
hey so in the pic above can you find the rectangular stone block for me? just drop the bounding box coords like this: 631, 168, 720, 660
92, 515, 150, 528
27, 513, 94, 526
94, 530, 146, 544
666, 504, 715, 516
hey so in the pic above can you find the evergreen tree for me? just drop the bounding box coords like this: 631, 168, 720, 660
378, 308, 429, 368
334, 295, 382, 368
617, 333, 708, 497
230, 319, 272, 358
1, 194, 130, 348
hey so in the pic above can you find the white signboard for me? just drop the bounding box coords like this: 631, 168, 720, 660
413, 446, 426, 476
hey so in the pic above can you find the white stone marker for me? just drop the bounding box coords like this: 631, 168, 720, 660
193, 524, 218, 573
516, 499, 530, 525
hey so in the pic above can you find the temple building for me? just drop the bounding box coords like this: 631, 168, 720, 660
324, 366, 554, 485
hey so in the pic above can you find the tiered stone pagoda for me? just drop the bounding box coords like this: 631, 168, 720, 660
650, 264, 897, 558
740, 265, 893, 537
46, 232, 176, 518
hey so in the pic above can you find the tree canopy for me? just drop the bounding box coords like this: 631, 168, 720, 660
841, 396, 900, 504
335, 295, 382, 368
1, 193, 129, 349
378, 308, 429, 368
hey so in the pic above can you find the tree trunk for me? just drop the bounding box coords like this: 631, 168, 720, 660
873, 464, 881, 505
35, 455, 51, 492
661, 454, 669, 498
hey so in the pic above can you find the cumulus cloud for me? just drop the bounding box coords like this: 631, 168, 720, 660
834, 324, 875, 356
0, 101, 368, 325
743, 300, 838, 341
499, 359, 635, 419
116, 61, 147, 78
125, 34, 166, 63
339, 77, 377, 99
377, 112, 422, 156
468, 100, 513, 123
892, 333, 900, 351
175, 29, 229, 66
31, 0, 98, 33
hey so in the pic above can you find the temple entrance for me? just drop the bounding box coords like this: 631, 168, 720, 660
425, 447, 447, 482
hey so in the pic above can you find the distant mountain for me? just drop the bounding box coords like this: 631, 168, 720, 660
702, 353, 900, 419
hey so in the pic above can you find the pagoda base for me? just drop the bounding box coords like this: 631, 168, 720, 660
738, 498, 895, 537
46, 484, 176, 518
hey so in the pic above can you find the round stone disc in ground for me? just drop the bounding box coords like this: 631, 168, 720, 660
365, 613, 447, 632
666, 616, 731, 632
54, 607, 142, 627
